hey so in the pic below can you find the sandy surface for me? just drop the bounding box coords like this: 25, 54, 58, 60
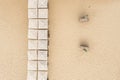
0, 0, 120, 80
49, 0, 120, 80
0, 0, 27, 80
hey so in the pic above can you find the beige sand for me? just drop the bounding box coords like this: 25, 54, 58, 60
0, 0, 120, 80
0, 0, 27, 80
49, 0, 120, 80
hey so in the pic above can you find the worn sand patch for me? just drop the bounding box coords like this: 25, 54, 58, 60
49, 0, 120, 80
0, 0, 27, 80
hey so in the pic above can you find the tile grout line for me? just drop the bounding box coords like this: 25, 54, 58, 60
36, 0, 38, 80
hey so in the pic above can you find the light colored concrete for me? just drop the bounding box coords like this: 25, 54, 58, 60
49, 0, 120, 80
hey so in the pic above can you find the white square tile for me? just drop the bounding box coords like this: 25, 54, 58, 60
38, 0, 48, 8
28, 30, 38, 39
28, 9, 37, 18
38, 51, 47, 60
38, 30, 48, 39
28, 0, 37, 8
29, 19, 38, 29
27, 71, 37, 80
28, 61, 37, 70
38, 40, 48, 49
38, 61, 48, 70
38, 71, 48, 80
28, 50, 37, 60
38, 9, 48, 18
28, 40, 37, 49
38, 19, 48, 29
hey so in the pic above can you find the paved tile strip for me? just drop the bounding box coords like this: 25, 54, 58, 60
28, 0, 49, 80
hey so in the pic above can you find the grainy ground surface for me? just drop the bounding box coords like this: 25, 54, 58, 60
0, 0, 120, 80
49, 0, 120, 80
0, 0, 27, 80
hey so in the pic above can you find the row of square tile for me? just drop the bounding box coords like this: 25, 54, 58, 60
28, 0, 49, 79
28, 0, 48, 8
28, 9, 48, 18
28, 50, 47, 60
28, 40, 48, 49
28, 29, 48, 39
29, 19, 48, 29
27, 71, 48, 80
28, 61, 48, 70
